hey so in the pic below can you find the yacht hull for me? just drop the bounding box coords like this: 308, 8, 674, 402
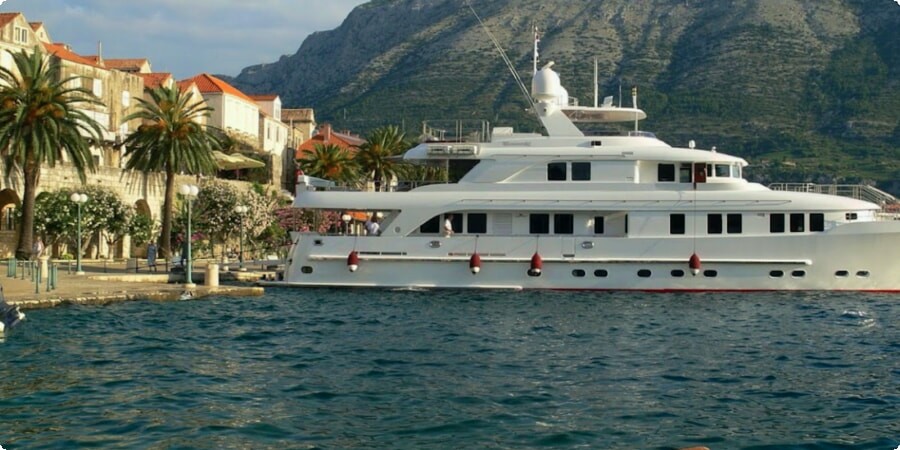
277, 223, 900, 291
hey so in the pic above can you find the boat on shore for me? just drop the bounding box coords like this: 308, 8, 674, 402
272, 61, 900, 292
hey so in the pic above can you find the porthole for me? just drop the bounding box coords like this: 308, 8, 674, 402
572, 269, 586, 277
769, 270, 784, 278
835, 270, 849, 278
671, 269, 685, 278
791, 270, 806, 278
703, 270, 718, 278
638, 269, 651, 278
581, 241, 595, 249
313, 239, 324, 246
301, 266, 313, 274
594, 269, 608, 278
429, 240, 442, 248
856, 271, 870, 278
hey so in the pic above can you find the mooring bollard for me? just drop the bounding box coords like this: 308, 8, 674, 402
35, 263, 41, 294
6, 257, 15, 277
51, 264, 59, 290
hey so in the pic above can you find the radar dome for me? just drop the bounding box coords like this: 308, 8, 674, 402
532, 63, 562, 102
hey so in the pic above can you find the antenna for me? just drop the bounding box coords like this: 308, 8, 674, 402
593, 58, 598, 108
533, 23, 540, 75
466, 2, 537, 123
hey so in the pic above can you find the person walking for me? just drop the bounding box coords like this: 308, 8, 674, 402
147, 242, 158, 272
32, 237, 44, 260
443, 214, 454, 237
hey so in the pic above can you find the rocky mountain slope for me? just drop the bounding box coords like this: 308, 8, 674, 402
229, 0, 900, 191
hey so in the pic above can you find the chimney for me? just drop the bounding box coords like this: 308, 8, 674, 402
323, 123, 332, 141
97, 40, 103, 64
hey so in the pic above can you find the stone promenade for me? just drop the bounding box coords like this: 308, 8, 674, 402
1, 259, 266, 310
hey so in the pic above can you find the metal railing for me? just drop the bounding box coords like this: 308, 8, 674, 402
768, 183, 898, 208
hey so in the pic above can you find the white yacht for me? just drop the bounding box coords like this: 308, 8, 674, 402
276, 62, 900, 292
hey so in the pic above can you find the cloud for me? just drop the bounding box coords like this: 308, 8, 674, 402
1, 0, 367, 78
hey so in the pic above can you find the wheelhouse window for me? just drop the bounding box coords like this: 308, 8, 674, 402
547, 162, 566, 181
727, 214, 742, 234
790, 213, 805, 232
810, 213, 824, 232
658, 163, 676, 182
770, 214, 785, 233
679, 164, 693, 183
571, 162, 591, 181
593, 216, 605, 234
420, 216, 440, 233
467, 213, 487, 234
670, 214, 685, 235
530, 214, 550, 234
707, 214, 723, 234
554, 214, 574, 234
714, 164, 730, 178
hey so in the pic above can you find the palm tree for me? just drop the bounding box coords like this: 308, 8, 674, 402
121, 85, 221, 258
356, 125, 410, 191
297, 143, 359, 184
0, 48, 102, 260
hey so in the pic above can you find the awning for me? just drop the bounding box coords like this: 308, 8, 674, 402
213, 151, 266, 171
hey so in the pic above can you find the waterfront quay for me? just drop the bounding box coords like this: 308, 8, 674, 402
2, 259, 266, 310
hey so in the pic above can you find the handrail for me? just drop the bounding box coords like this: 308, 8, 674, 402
768, 183, 898, 208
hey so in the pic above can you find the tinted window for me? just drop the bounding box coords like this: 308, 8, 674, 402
704, 270, 718, 278
790, 213, 805, 232
770, 270, 784, 278
447, 214, 463, 234
770, 214, 785, 233
679, 164, 693, 183
835, 270, 849, 277
727, 214, 742, 234
593, 216, 605, 234
671, 269, 685, 277
658, 163, 675, 182
670, 214, 685, 235
572, 162, 591, 181
530, 214, 550, 234
791, 270, 806, 278
572, 269, 586, 277
467, 213, 487, 234
594, 269, 608, 277
708, 214, 723, 234
715, 164, 730, 177
554, 214, 574, 234
810, 213, 824, 232
547, 162, 566, 181
638, 269, 652, 278
420, 216, 440, 233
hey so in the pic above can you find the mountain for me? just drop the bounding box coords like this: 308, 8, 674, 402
229, 0, 900, 193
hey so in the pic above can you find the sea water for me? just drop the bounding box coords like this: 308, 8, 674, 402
0, 289, 897, 449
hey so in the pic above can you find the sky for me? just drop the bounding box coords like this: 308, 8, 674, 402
0, 0, 369, 79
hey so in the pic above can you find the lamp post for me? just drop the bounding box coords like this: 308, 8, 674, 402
69, 193, 88, 275
180, 184, 199, 288
341, 213, 352, 235
234, 205, 249, 271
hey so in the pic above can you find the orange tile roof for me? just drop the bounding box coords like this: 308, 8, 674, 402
295, 124, 364, 159
176, 80, 197, 92
104, 58, 149, 71
183, 73, 254, 102
138, 72, 173, 89
29, 22, 43, 31
0, 13, 21, 28
43, 42, 103, 68
249, 94, 278, 101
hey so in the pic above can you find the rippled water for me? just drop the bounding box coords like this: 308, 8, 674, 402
1, 289, 898, 449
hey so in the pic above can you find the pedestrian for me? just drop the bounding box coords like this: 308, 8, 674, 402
147, 242, 158, 272
365, 215, 381, 236
443, 214, 454, 237
32, 237, 44, 260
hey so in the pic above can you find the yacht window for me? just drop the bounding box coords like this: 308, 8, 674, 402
530, 214, 550, 234
554, 214, 574, 234
547, 162, 566, 181
467, 213, 487, 234
708, 214, 723, 234
770, 270, 784, 278
714, 164, 730, 178
572, 269, 586, 277
704, 270, 718, 278
671, 269, 685, 277
835, 270, 849, 277
727, 214, 742, 234
856, 271, 870, 278
845, 212, 858, 221
790, 213, 805, 232
625, 214, 629, 234
594, 269, 608, 278
706, 164, 714, 177
810, 213, 824, 232
638, 269, 652, 278
658, 164, 676, 182
679, 164, 693, 183
420, 216, 440, 234
572, 162, 591, 181
448, 214, 463, 234
449, 160, 480, 183
733, 164, 742, 178
593, 216, 605, 234
670, 214, 685, 235
770, 214, 785, 233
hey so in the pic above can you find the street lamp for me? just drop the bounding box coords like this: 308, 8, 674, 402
234, 205, 249, 271
180, 184, 200, 288
341, 213, 352, 235
69, 192, 88, 275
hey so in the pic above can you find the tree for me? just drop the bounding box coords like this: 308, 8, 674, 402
356, 125, 411, 191
297, 143, 359, 184
121, 84, 221, 258
0, 48, 102, 260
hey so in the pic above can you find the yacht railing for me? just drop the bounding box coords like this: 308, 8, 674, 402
769, 183, 900, 218
421, 120, 492, 143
